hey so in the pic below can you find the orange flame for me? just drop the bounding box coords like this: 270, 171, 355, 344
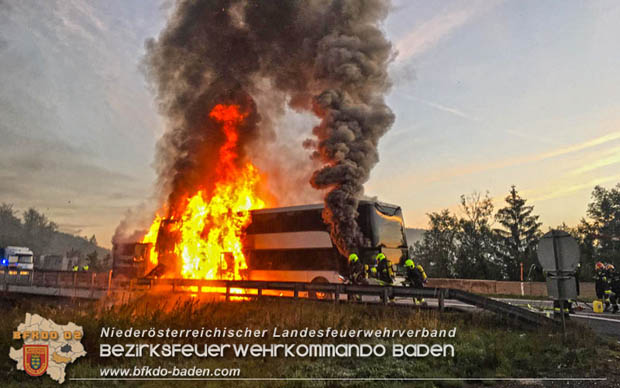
142, 104, 267, 285
142, 215, 161, 266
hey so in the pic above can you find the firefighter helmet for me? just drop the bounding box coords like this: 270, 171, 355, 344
607, 263, 616, 272
376, 253, 386, 262
348, 253, 358, 263
595, 261, 605, 270
404, 259, 414, 268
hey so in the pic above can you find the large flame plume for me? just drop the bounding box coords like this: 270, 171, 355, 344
142, 104, 266, 280
114, 0, 395, 266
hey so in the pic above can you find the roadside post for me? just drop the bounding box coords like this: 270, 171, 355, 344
536, 230, 580, 337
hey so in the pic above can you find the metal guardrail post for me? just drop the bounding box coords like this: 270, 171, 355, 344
334, 285, 340, 304
90, 273, 96, 298
438, 289, 445, 312
382, 288, 388, 305
293, 286, 299, 300
257, 288, 262, 298
225, 283, 230, 302
72, 271, 77, 298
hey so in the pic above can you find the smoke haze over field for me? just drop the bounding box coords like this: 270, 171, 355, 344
138, 0, 395, 255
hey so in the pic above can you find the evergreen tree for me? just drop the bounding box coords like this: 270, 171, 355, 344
494, 186, 542, 281
412, 210, 458, 277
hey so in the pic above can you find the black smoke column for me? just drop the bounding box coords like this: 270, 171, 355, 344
143, 0, 394, 256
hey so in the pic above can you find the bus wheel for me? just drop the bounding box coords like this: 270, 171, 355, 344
309, 277, 332, 300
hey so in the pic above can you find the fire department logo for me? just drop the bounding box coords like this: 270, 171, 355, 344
24, 345, 48, 377
10, 313, 86, 384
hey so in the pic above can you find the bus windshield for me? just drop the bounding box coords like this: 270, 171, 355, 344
372, 205, 406, 248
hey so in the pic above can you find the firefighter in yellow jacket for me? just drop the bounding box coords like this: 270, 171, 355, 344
404, 259, 428, 306
375, 253, 394, 285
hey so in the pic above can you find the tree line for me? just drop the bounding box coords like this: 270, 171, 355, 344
0, 203, 110, 271
412, 184, 620, 282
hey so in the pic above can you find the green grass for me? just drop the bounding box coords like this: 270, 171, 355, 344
0, 294, 616, 388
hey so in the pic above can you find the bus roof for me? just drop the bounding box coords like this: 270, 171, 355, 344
250, 200, 402, 215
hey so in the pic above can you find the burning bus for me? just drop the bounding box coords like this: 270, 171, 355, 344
116, 0, 400, 291
245, 201, 409, 284
111, 101, 406, 285
113, 200, 410, 285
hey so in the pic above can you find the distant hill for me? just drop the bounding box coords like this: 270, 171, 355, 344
0, 205, 109, 259
405, 228, 426, 246
47, 231, 109, 258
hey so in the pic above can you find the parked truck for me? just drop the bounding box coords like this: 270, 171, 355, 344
0, 246, 34, 273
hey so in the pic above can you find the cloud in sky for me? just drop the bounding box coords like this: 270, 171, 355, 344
417, 130, 620, 184
2, 0, 620, 242
571, 145, 620, 175
394, 1, 499, 62
528, 174, 620, 203
0, 0, 165, 247
397, 93, 479, 121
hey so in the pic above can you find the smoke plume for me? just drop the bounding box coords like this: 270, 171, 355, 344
144, 0, 394, 256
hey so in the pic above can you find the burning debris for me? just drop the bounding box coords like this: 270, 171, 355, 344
117, 0, 395, 279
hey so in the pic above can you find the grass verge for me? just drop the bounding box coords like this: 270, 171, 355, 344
0, 294, 617, 388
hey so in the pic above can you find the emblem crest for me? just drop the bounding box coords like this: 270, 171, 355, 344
23, 345, 48, 377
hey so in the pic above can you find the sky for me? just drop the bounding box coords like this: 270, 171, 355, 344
1, 0, 619, 248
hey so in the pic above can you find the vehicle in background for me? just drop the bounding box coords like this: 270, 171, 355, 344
35, 255, 83, 272
111, 242, 154, 279
244, 200, 410, 285
0, 246, 34, 274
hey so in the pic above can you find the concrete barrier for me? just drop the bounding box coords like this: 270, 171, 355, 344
426, 278, 596, 298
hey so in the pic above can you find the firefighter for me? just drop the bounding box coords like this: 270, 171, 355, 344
607, 264, 620, 313
546, 269, 570, 318
347, 253, 366, 285
375, 253, 395, 302
563, 262, 581, 314
72, 265, 78, 272
82, 264, 89, 271
594, 261, 612, 312
404, 259, 427, 306
376, 253, 394, 285
552, 300, 571, 319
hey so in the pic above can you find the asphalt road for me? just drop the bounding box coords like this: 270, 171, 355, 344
418, 296, 620, 338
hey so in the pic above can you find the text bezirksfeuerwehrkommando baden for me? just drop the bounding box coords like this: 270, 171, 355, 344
99, 327, 457, 359
100, 326, 456, 339
100, 342, 456, 358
